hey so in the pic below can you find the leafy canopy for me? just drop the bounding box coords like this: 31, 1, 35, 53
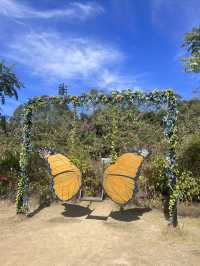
182, 26, 200, 73
0, 61, 23, 108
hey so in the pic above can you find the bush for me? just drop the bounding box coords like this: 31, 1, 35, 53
141, 156, 168, 198
178, 133, 200, 188
141, 155, 200, 202
69, 144, 103, 197
173, 170, 200, 202
0, 150, 19, 197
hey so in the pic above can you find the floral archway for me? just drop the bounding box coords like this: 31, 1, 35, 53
16, 89, 178, 226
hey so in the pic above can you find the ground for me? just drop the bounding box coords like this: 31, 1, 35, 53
0, 199, 200, 266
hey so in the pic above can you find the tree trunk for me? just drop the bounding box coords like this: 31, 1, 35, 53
163, 194, 170, 220
170, 201, 178, 227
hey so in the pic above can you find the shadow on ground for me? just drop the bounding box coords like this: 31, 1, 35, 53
86, 214, 108, 221
27, 203, 152, 222
27, 202, 50, 218
110, 207, 152, 222
62, 203, 93, 218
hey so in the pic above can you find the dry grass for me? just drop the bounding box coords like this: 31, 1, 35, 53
178, 202, 200, 218
0, 199, 200, 266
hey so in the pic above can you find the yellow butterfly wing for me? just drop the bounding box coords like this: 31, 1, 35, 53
103, 153, 144, 205
47, 154, 81, 201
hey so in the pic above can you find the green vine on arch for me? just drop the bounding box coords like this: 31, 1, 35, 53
110, 104, 118, 162
68, 102, 78, 156
16, 104, 33, 213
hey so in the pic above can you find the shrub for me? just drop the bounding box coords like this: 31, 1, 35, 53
0, 150, 19, 197
141, 156, 168, 198
141, 155, 200, 201
69, 144, 103, 197
178, 133, 200, 187
172, 170, 200, 202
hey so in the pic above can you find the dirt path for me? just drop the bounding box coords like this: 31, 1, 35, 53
0, 200, 200, 266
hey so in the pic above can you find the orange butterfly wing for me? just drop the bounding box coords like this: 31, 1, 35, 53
103, 153, 144, 205
47, 154, 81, 201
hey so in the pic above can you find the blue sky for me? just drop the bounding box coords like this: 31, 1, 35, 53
0, 0, 200, 115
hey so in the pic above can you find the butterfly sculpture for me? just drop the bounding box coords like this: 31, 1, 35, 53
103, 149, 149, 205
38, 148, 81, 201
38, 147, 149, 204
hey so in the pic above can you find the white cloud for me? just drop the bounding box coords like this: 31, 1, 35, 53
98, 69, 137, 89
6, 31, 124, 82
0, 0, 104, 20
3, 31, 142, 89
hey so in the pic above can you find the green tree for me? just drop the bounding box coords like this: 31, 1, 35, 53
0, 61, 23, 113
182, 26, 200, 73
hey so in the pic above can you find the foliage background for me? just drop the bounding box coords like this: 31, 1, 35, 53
0, 91, 199, 207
